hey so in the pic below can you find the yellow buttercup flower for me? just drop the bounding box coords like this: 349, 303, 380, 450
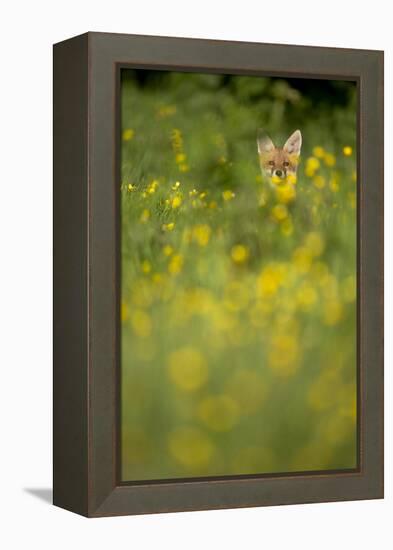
163, 245, 174, 257
197, 395, 239, 432
141, 260, 151, 274
313, 175, 326, 189
225, 369, 267, 414
168, 254, 184, 275
293, 247, 313, 273
222, 190, 235, 201
130, 309, 152, 338
304, 232, 325, 257
175, 153, 186, 164
323, 152, 336, 167
122, 128, 135, 141
257, 263, 287, 297
271, 204, 288, 221
341, 275, 356, 303
162, 222, 175, 232
305, 156, 320, 177
231, 244, 250, 264
296, 284, 318, 311
140, 209, 150, 223
268, 334, 300, 376
323, 300, 343, 325
312, 146, 325, 158
171, 195, 182, 209
192, 224, 211, 247
157, 104, 176, 118
280, 217, 294, 237
167, 347, 208, 391
275, 184, 296, 204
121, 301, 129, 322
168, 427, 214, 467
343, 146, 353, 156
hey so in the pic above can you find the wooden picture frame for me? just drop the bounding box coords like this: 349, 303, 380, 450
53, 32, 384, 517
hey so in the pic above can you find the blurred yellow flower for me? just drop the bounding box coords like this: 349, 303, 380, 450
167, 347, 208, 391
304, 232, 325, 257
189, 189, 198, 197
131, 309, 152, 338
348, 192, 356, 209
163, 245, 174, 257
257, 263, 287, 297
280, 217, 294, 237
223, 281, 250, 312
171, 128, 183, 152
141, 260, 151, 274
175, 153, 186, 163
172, 181, 181, 190
341, 275, 356, 303
268, 334, 300, 376
225, 369, 267, 414
308, 368, 342, 411
275, 184, 296, 204
168, 427, 214, 467
329, 176, 340, 193
179, 163, 189, 172
127, 183, 136, 192
324, 152, 336, 167
271, 175, 282, 186
296, 284, 318, 311
162, 222, 175, 232
343, 146, 353, 156
140, 209, 150, 223
168, 254, 184, 275
121, 300, 129, 322
305, 156, 320, 177
157, 104, 176, 118
313, 175, 326, 189
231, 244, 250, 264
323, 300, 343, 325
197, 395, 239, 432
147, 180, 159, 194
223, 190, 235, 201
122, 128, 135, 141
171, 195, 182, 209
292, 247, 313, 273
271, 204, 288, 221
192, 224, 211, 247
312, 146, 325, 158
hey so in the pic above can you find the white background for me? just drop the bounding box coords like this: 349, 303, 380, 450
0, 0, 391, 548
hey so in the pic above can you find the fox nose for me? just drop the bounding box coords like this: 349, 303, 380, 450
275, 170, 283, 177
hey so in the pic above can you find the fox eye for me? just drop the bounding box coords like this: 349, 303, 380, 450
283, 161, 290, 167
268, 160, 275, 166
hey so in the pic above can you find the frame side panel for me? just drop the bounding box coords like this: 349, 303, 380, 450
53, 33, 89, 516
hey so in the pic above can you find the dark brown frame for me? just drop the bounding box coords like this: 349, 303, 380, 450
53, 32, 384, 517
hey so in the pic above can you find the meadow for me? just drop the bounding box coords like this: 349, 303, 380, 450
120, 70, 357, 481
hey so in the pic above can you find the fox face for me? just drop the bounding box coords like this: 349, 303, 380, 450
257, 129, 302, 183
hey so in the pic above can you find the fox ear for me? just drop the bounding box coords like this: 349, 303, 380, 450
283, 130, 302, 155
257, 129, 275, 154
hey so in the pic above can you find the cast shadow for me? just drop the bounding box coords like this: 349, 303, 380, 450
24, 488, 53, 504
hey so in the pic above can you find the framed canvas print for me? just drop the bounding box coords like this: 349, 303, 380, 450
53, 32, 384, 517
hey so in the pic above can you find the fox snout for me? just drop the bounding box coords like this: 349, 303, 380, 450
257, 129, 302, 183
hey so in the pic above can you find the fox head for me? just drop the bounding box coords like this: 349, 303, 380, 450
257, 129, 302, 182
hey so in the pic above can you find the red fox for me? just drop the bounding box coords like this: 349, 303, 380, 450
257, 129, 302, 185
